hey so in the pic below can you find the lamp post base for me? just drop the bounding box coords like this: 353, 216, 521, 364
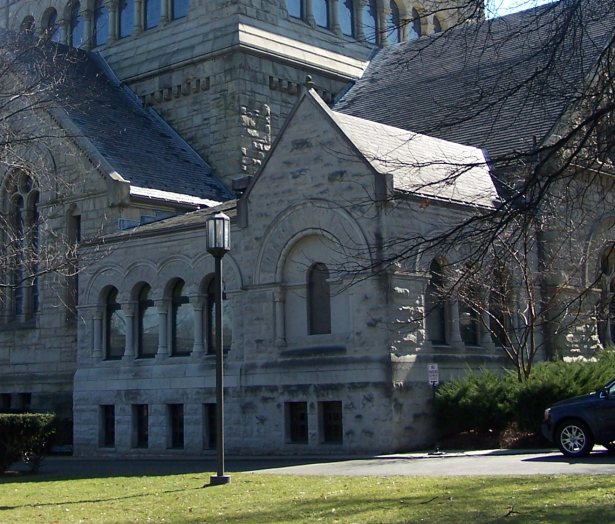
210, 474, 231, 486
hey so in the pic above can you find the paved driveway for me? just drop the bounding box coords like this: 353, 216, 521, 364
9, 448, 615, 478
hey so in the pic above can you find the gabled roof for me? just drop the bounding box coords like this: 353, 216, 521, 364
248, 89, 497, 209
0, 30, 232, 203
334, 0, 615, 162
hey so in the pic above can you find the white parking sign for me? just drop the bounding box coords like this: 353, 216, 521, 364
428, 364, 439, 385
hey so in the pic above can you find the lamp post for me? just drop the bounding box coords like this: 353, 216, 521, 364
206, 211, 231, 486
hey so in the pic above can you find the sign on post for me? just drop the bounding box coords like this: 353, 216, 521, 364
428, 364, 439, 386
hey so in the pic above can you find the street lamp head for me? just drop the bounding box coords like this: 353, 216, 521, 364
206, 211, 231, 257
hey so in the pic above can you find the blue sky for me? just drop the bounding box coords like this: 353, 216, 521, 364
486, 0, 557, 18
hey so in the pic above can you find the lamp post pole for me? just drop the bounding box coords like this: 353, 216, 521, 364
207, 212, 231, 486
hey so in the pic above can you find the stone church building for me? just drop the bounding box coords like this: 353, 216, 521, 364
0, 0, 614, 455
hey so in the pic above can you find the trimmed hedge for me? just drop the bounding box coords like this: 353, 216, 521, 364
435, 351, 615, 437
0, 413, 55, 472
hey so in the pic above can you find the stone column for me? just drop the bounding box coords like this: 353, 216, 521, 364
378, 4, 391, 46
105, 0, 118, 42
604, 292, 614, 347
274, 289, 286, 347
81, 8, 93, 50
160, 0, 169, 24
93, 311, 103, 359
191, 298, 205, 356
134, 0, 144, 33
156, 299, 169, 358
59, 19, 70, 45
330, 0, 342, 35
355, 0, 366, 40
122, 301, 136, 360
480, 308, 493, 345
449, 299, 462, 346
304, 0, 316, 27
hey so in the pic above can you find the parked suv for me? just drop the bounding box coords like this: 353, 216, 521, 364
542, 379, 615, 457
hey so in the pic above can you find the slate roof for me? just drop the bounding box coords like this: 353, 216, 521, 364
1, 30, 232, 202
303, 90, 498, 208
334, 0, 615, 162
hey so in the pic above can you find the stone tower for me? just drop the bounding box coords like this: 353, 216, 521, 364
2, 0, 472, 188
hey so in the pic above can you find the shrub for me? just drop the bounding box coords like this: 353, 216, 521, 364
0, 413, 55, 472
435, 351, 615, 439
435, 368, 514, 436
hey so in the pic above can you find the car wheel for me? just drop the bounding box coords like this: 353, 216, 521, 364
556, 421, 594, 457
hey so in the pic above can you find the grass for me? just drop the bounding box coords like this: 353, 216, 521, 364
0, 472, 614, 523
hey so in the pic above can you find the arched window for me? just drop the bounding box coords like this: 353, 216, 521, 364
408, 8, 420, 39
459, 298, 478, 346
386, 0, 400, 44
144, 0, 161, 29
313, 0, 329, 28
93, 0, 109, 47
44, 9, 61, 42
138, 284, 158, 358
338, 0, 354, 36
361, 0, 377, 44
106, 288, 125, 360
286, 0, 302, 19
5, 173, 39, 321
490, 266, 511, 347
599, 249, 615, 346
70, 2, 85, 48
21, 16, 35, 33
307, 263, 331, 335
171, 280, 192, 356
425, 260, 446, 344
172, 0, 189, 20
431, 15, 442, 34
206, 277, 232, 354
119, 0, 134, 38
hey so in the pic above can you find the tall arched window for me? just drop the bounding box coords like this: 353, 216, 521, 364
5, 173, 39, 320
361, 0, 377, 44
425, 260, 446, 344
138, 284, 158, 358
21, 16, 35, 33
313, 0, 329, 28
338, 0, 354, 36
386, 0, 400, 44
70, 2, 85, 48
171, 280, 192, 356
106, 288, 125, 360
490, 266, 511, 347
172, 0, 189, 19
459, 299, 478, 346
44, 9, 61, 42
599, 249, 615, 346
206, 277, 232, 354
144, 0, 161, 29
93, 0, 109, 47
431, 15, 442, 34
409, 8, 420, 39
119, 0, 134, 38
307, 263, 331, 335
286, 0, 302, 18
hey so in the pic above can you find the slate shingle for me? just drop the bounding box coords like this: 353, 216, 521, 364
1, 30, 232, 202
334, 0, 615, 162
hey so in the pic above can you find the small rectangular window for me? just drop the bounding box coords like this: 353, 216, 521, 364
133, 404, 148, 448
203, 403, 216, 449
286, 402, 308, 443
168, 404, 184, 449
100, 405, 115, 447
19, 393, 32, 411
320, 401, 343, 444
0, 394, 12, 411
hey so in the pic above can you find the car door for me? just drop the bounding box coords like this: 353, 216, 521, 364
592, 382, 615, 443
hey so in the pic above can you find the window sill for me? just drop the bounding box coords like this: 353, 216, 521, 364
0, 318, 36, 331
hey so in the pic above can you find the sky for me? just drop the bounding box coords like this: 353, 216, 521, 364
486, 0, 557, 18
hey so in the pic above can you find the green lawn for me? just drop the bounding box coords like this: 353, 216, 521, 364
0, 472, 614, 524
